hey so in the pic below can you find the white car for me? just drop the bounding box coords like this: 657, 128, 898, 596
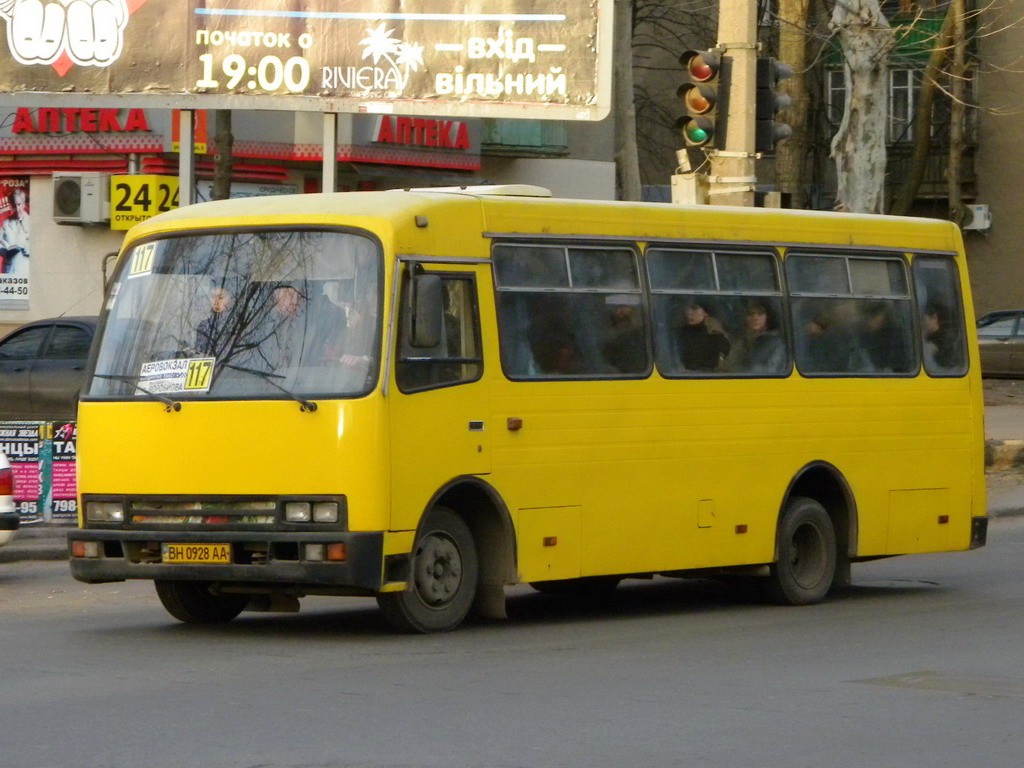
0, 448, 18, 547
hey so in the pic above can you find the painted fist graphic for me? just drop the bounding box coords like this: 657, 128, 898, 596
1, 0, 128, 67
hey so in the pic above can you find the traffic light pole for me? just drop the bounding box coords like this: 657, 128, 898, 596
710, 2, 758, 207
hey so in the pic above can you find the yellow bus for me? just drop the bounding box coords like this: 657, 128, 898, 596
69, 186, 987, 632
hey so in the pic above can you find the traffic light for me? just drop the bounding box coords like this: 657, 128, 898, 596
676, 49, 725, 149
755, 56, 794, 154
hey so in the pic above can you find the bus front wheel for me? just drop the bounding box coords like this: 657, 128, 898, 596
766, 497, 837, 606
377, 507, 479, 633
154, 580, 249, 624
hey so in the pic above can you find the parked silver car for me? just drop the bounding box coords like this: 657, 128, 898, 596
0, 316, 97, 422
977, 310, 1024, 378
0, 448, 17, 547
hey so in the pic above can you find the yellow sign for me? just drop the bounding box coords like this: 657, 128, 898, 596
110, 175, 180, 230
184, 359, 215, 391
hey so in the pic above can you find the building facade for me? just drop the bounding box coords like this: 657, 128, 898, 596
0, 108, 615, 333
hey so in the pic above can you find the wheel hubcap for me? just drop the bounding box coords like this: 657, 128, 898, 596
413, 532, 463, 608
790, 522, 826, 588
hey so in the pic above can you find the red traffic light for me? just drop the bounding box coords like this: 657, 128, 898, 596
681, 50, 720, 83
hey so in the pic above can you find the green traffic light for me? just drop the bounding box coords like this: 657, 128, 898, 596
687, 125, 709, 144
676, 116, 714, 147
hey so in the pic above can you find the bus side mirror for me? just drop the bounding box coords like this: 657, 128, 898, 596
410, 273, 443, 349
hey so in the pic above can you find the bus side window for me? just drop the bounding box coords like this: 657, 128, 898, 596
913, 256, 968, 377
494, 243, 648, 379
788, 252, 916, 377
650, 247, 786, 377
396, 272, 483, 393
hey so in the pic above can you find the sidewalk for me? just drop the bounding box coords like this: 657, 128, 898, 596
5, 403, 1024, 564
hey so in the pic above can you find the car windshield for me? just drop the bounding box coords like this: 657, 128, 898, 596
87, 228, 381, 401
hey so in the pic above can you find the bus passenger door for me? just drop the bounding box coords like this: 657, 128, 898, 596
389, 265, 490, 530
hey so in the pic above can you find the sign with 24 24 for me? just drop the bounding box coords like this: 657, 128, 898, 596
0, 0, 611, 121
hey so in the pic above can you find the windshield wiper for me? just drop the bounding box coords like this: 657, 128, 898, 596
221, 363, 318, 412
93, 374, 182, 412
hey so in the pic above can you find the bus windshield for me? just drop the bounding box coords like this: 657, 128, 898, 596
88, 228, 381, 401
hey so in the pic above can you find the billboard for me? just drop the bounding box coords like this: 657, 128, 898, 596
0, 177, 29, 310
0, 0, 612, 121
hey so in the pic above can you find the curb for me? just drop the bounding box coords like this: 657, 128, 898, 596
0, 525, 70, 564
986, 439, 1024, 472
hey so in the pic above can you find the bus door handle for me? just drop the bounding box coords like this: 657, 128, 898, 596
507, 417, 523, 431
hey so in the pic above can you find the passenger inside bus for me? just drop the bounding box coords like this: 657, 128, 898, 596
601, 294, 646, 373
250, 284, 307, 373
727, 299, 787, 373
858, 301, 912, 373
677, 298, 730, 372
195, 285, 234, 356
922, 300, 962, 372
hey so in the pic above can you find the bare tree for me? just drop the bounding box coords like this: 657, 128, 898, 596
830, 0, 895, 213
615, 0, 643, 201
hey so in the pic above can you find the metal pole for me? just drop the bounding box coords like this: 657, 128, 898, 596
178, 109, 196, 206
322, 113, 338, 193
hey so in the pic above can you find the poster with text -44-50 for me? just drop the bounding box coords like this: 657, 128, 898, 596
0, 177, 29, 310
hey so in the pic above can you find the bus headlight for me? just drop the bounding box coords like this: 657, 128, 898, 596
313, 502, 339, 523
285, 502, 312, 522
86, 501, 125, 523
285, 500, 340, 523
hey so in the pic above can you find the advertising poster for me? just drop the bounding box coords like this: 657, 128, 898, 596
0, 0, 610, 120
0, 422, 42, 522
49, 422, 79, 521
0, 176, 29, 310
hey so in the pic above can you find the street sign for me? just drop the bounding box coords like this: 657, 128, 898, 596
110, 175, 180, 230
0, 0, 612, 121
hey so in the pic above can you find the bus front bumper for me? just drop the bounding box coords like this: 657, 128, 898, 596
68, 529, 385, 592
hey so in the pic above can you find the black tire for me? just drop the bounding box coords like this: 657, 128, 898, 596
766, 497, 837, 606
530, 576, 621, 599
377, 507, 478, 633
154, 580, 248, 624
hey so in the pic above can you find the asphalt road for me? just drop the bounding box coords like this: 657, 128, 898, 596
3, 518, 1024, 768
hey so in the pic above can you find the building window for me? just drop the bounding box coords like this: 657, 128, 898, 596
889, 69, 918, 143
828, 68, 936, 145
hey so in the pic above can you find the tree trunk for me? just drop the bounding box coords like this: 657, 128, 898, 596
212, 110, 233, 201
614, 0, 642, 201
830, 0, 894, 213
948, 0, 966, 227
775, 0, 811, 207
889, 8, 954, 215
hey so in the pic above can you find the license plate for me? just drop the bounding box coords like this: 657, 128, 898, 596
162, 543, 231, 564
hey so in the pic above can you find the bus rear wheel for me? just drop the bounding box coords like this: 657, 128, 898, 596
766, 497, 837, 606
154, 580, 249, 624
377, 507, 478, 633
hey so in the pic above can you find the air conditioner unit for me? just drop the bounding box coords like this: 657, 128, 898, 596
963, 203, 992, 232
52, 172, 110, 224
